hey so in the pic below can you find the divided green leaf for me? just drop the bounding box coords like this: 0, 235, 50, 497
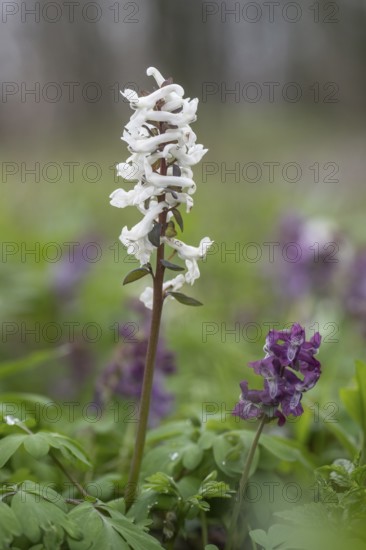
11, 485, 82, 545
67, 502, 163, 550
0, 432, 91, 470
0, 501, 22, 549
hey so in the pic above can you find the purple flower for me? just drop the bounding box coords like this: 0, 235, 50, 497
95, 300, 176, 427
344, 249, 366, 321
51, 237, 98, 304
233, 323, 322, 426
268, 213, 342, 299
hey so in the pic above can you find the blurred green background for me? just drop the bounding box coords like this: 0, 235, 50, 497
1, 0, 366, 430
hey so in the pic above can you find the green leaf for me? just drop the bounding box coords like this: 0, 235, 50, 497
275, 502, 329, 526
199, 478, 232, 500
165, 221, 177, 238
144, 472, 179, 496
171, 208, 184, 232
250, 524, 293, 550
0, 431, 91, 469
356, 359, 366, 435
339, 387, 361, 425
339, 360, 366, 434
45, 433, 92, 469
147, 223, 161, 247
123, 267, 151, 286
20, 481, 69, 509
249, 528, 272, 549
0, 393, 53, 409
142, 445, 181, 478
198, 431, 216, 450
313, 398, 358, 456
0, 434, 27, 467
146, 421, 195, 445
68, 502, 164, 549
166, 292, 203, 307
23, 433, 50, 459
160, 259, 185, 271
182, 444, 203, 470
213, 432, 259, 477
0, 350, 64, 380
11, 488, 82, 544
0, 501, 22, 548
171, 165, 181, 178
259, 434, 312, 468
126, 490, 162, 523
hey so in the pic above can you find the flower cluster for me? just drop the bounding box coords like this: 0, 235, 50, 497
269, 213, 343, 299
344, 248, 366, 321
110, 67, 213, 308
94, 300, 176, 427
233, 323, 322, 425
51, 237, 96, 304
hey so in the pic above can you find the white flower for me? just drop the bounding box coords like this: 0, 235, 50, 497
125, 129, 183, 155
164, 237, 214, 284
143, 158, 195, 191
110, 182, 156, 211
164, 132, 208, 167
121, 88, 139, 103
146, 66, 166, 87
119, 202, 166, 265
112, 67, 211, 307
165, 192, 194, 213
123, 84, 185, 111
140, 274, 185, 310
116, 160, 141, 181
125, 235, 155, 266
120, 202, 165, 242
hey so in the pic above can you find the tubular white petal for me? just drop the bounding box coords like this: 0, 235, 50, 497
127, 84, 185, 111
139, 286, 154, 309
164, 237, 214, 260
128, 131, 182, 154
120, 202, 166, 243
121, 89, 139, 102
144, 159, 195, 190
165, 192, 194, 213
110, 183, 156, 209
140, 273, 185, 310
110, 188, 135, 209
185, 259, 200, 285
146, 67, 166, 87
116, 161, 140, 180
120, 233, 155, 266
163, 237, 214, 285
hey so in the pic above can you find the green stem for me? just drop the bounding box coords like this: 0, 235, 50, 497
14, 420, 89, 498
49, 451, 89, 498
225, 416, 267, 550
125, 160, 168, 509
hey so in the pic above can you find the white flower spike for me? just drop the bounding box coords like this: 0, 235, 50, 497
111, 67, 212, 307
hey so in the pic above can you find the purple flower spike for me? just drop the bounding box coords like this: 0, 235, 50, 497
233, 323, 322, 425
268, 213, 343, 300
94, 300, 176, 427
